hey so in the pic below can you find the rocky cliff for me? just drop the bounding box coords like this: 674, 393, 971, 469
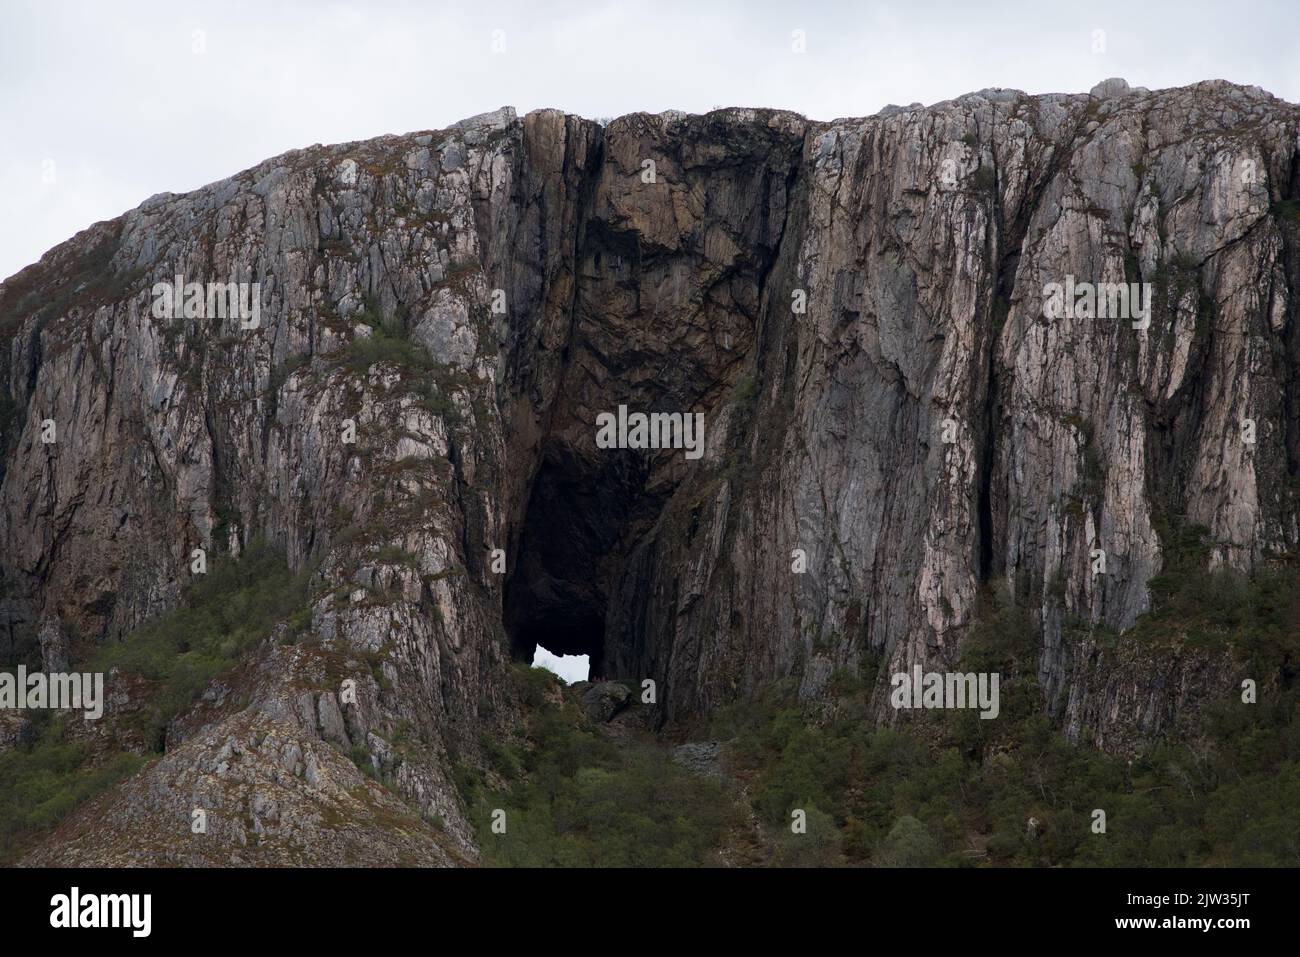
2, 79, 1298, 863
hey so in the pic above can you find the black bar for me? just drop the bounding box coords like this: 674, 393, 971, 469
2, 866, 1287, 943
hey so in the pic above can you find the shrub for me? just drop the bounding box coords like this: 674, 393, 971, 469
92, 541, 312, 748
471, 693, 739, 867
339, 330, 434, 374
771, 806, 841, 867
0, 721, 145, 863
874, 815, 943, 867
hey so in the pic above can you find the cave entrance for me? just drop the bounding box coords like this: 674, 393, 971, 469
503, 442, 649, 683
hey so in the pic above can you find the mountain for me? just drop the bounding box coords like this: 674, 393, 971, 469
2, 79, 1299, 865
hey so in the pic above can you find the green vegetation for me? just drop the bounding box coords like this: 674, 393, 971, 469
339, 326, 434, 375
5, 526, 1296, 868
711, 567, 1300, 867
1137, 518, 1300, 662
458, 549, 1298, 868
92, 541, 313, 748
0, 228, 142, 338
1270, 198, 1300, 224
731, 371, 760, 409
1150, 250, 1214, 337
0, 544, 309, 863
0, 714, 145, 863
337, 295, 435, 375
268, 352, 311, 395
461, 667, 741, 866
331, 295, 468, 428
971, 166, 997, 193
350, 743, 378, 779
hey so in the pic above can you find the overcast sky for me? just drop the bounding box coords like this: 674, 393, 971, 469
2, 0, 1298, 280
532, 647, 589, 684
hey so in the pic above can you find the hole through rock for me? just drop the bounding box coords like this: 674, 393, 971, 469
503, 443, 653, 683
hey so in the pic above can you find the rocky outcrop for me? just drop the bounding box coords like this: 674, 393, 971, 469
2, 81, 1298, 862
23, 707, 468, 867
0, 712, 33, 753
580, 681, 632, 723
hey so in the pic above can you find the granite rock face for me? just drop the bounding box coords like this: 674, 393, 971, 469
2, 81, 1298, 861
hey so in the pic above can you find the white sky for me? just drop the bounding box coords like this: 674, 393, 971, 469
531, 647, 589, 684
2, 0, 1298, 280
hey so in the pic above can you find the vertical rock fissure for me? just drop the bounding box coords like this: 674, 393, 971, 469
1279, 147, 1300, 480
977, 141, 1009, 584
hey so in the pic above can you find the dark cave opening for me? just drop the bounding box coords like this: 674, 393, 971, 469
503, 443, 649, 682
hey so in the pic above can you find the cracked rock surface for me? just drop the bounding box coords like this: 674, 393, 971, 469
2, 81, 1298, 862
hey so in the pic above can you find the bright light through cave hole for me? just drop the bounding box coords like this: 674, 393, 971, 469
531, 646, 590, 684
